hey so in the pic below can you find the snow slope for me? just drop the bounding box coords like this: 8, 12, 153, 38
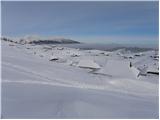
1, 41, 159, 118
94, 60, 138, 79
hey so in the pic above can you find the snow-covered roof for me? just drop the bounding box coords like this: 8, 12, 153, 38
77, 60, 101, 69
71, 53, 80, 57
49, 56, 59, 60
134, 53, 144, 56
138, 67, 147, 75
123, 54, 134, 59
94, 60, 139, 78
147, 66, 159, 73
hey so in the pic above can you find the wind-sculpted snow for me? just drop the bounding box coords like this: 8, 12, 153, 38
1, 41, 159, 118
2, 59, 157, 97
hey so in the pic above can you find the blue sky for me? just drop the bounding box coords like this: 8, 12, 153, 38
2, 1, 159, 45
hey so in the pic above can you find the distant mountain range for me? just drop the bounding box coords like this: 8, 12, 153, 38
1, 35, 80, 44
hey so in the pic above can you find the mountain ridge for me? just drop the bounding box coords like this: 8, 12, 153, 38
1, 35, 80, 44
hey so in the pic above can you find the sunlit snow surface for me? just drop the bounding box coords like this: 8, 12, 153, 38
2, 41, 159, 118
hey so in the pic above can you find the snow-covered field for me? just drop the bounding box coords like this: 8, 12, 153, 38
1, 41, 159, 118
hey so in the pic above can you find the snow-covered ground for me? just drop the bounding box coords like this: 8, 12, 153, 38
1, 41, 159, 118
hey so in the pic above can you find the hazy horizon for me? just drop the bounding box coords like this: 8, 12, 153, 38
2, 1, 159, 45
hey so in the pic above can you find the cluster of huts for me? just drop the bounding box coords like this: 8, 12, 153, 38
48, 48, 159, 77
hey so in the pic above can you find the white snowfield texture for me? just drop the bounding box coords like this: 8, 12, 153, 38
94, 60, 139, 79
1, 41, 159, 119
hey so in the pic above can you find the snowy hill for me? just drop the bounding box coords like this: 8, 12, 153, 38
1, 40, 159, 118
